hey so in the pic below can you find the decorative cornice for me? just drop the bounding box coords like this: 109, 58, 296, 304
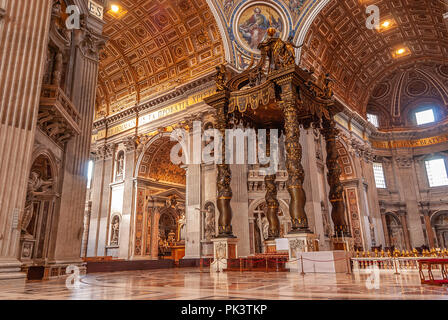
93, 73, 215, 130
370, 119, 448, 141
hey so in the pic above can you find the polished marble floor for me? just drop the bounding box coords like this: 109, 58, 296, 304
1, 268, 448, 300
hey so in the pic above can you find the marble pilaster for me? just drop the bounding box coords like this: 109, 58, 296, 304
229, 164, 250, 257
52, 17, 105, 263
0, 0, 53, 281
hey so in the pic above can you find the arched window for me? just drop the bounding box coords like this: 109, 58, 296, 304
367, 113, 379, 128
373, 162, 386, 189
425, 157, 448, 187
415, 107, 435, 125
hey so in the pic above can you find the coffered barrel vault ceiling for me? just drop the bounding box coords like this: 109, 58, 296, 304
299, 0, 448, 115
96, 0, 224, 119
95, 0, 448, 122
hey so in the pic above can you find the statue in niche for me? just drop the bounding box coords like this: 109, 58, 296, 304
110, 215, 120, 246
116, 151, 124, 177
178, 212, 186, 241
21, 171, 53, 235
321, 201, 332, 237
203, 203, 216, 241
256, 214, 269, 241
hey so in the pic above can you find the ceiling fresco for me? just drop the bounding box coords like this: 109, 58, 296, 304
208, 0, 316, 69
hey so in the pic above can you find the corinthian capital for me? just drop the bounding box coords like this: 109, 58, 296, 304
73, 16, 107, 60
123, 135, 138, 152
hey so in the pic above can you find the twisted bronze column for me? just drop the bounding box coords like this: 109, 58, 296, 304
264, 174, 280, 239
281, 98, 309, 233
321, 117, 351, 237
263, 132, 280, 239
215, 97, 234, 237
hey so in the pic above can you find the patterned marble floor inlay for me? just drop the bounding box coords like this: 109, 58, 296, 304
1, 268, 448, 300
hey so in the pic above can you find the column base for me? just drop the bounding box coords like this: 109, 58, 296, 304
201, 240, 214, 257
285, 233, 318, 260
0, 258, 27, 284
331, 237, 355, 252
264, 240, 277, 254
210, 237, 239, 272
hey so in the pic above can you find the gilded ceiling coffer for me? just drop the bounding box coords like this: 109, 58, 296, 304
205, 27, 349, 238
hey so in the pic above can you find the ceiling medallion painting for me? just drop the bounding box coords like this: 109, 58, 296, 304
236, 4, 285, 54
212, 0, 315, 69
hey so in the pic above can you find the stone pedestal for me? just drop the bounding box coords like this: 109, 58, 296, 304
264, 240, 277, 253
285, 233, 318, 260
210, 238, 239, 272
331, 237, 355, 252
289, 251, 351, 273
19, 236, 36, 261
201, 240, 214, 257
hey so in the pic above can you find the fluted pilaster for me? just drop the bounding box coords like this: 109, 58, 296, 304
51, 22, 105, 262
0, 0, 52, 280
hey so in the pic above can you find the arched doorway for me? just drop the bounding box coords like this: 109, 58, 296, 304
20, 154, 58, 263
431, 211, 448, 248
134, 134, 186, 260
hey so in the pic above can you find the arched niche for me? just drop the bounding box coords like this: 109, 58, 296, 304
20, 152, 59, 262
384, 212, 405, 251
430, 210, 448, 248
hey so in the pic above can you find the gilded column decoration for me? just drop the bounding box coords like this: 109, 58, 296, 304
264, 174, 280, 239
263, 133, 280, 239
213, 65, 234, 237
321, 117, 350, 237
280, 92, 309, 232
216, 137, 234, 237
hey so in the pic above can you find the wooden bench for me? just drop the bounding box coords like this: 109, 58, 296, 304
418, 259, 448, 285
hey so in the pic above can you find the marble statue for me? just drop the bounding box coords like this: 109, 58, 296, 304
111, 216, 120, 245
204, 203, 216, 240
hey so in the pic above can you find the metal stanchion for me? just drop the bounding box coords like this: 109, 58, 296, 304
346, 253, 352, 275
300, 255, 305, 276
394, 258, 400, 275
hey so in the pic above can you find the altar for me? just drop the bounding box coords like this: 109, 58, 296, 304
287, 251, 351, 273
